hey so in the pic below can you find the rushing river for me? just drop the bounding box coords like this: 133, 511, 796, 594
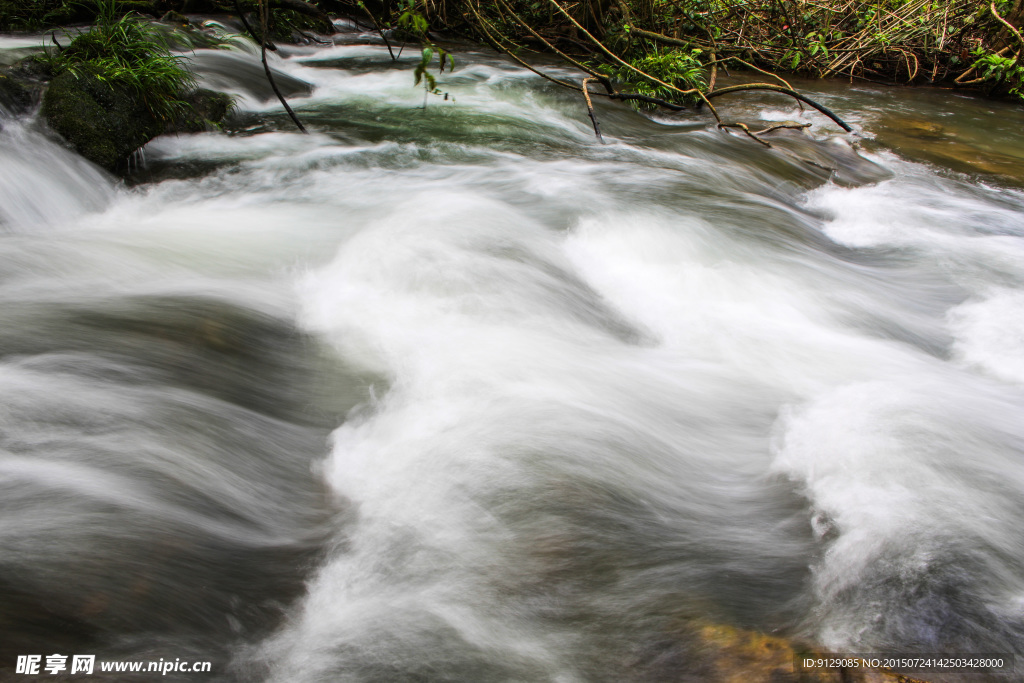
2, 20, 1024, 683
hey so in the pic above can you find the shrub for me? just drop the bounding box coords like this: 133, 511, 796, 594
598, 47, 707, 108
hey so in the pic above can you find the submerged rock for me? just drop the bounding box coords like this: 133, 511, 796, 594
872, 116, 1024, 186
760, 125, 894, 186
690, 620, 934, 683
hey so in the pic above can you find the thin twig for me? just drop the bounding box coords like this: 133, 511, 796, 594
257, 0, 307, 133
582, 76, 604, 142
359, 1, 396, 59
719, 121, 772, 147
546, 0, 722, 121
466, 3, 581, 91
754, 122, 812, 134
233, 0, 277, 51
497, 0, 610, 86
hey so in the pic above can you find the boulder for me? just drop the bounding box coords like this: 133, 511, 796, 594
41, 67, 232, 171
42, 68, 165, 171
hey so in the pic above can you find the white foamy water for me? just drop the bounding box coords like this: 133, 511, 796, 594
3, 29, 1024, 682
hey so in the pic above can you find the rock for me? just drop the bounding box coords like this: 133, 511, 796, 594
690, 619, 934, 683
872, 116, 1024, 186
159, 9, 191, 25
41, 67, 232, 171
0, 55, 52, 114
0, 72, 32, 114
6, 54, 54, 82
42, 68, 165, 171
761, 126, 894, 187
188, 50, 313, 102
899, 119, 946, 141
175, 88, 233, 133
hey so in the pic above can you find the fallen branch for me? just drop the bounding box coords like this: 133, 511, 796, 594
604, 91, 689, 110
719, 121, 773, 146
704, 84, 853, 132
626, 26, 706, 50
582, 77, 604, 142
754, 122, 812, 134
463, 0, 853, 146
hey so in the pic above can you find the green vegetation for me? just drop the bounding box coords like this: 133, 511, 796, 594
0, 0, 158, 31
354, 0, 1024, 105
0, 0, 235, 168
963, 1, 1024, 99
2, 0, 1019, 159
4, 0, 1020, 107
47, 0, 195, 121
595, 46, 707, 107
0, 0, 86, 31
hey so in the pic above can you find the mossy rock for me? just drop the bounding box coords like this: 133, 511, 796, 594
41, 68, 232, 171
175, 88, 233, 133
159, 9, 191, 25
6, 54, 54, 82
42, 68, 165, 170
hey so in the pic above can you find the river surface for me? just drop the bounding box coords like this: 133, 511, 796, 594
2, 20, 1024, 683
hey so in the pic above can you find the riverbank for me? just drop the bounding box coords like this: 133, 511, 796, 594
3, 1, 1022, 99
6, 0, 1022, 161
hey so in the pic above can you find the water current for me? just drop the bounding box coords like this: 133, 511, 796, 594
2, 19, 1024, 683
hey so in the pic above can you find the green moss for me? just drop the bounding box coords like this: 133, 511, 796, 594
42, 68, 164, 170
41, 68, 233, 170
177, 88, 234, 132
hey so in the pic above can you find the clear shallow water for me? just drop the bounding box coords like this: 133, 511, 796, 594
2, 24, 1024, 682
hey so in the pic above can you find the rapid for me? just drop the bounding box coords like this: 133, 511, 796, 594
2, 20, 1024, 682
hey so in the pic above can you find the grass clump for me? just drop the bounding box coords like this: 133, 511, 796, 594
49, 0, 195, 121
